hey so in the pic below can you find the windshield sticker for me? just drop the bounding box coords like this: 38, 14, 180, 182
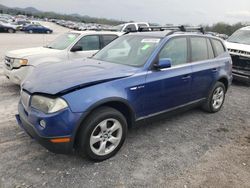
141, 38, 160, 43
141, 44, 151, 50
67, 34, 77, 41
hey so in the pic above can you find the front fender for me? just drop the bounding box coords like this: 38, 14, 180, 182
62, 83, 132, 113
70, 97, 136, 144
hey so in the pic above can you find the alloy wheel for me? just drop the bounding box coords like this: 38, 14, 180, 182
90, 118, 123, 156
212, 87, 224, 110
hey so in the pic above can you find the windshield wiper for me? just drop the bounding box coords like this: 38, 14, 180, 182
227, 40, 240, 44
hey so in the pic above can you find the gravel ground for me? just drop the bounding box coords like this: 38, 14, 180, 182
0, 22, 249, 188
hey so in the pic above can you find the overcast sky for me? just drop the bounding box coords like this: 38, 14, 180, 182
1, 0, 250, 25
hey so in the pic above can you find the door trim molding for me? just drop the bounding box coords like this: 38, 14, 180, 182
136, 98, 206, 121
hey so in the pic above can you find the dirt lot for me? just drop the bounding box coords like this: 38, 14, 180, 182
0, 22, 249, 188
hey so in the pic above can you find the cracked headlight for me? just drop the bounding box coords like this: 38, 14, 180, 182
12, 58, 28, 68
31, 95, 68, 113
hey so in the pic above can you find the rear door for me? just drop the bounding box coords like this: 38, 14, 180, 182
68, 35, 101, 59
190, 37, 220, 100
143, 37, 192, 116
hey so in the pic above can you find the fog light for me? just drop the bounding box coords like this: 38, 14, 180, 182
40, 120, 46, 129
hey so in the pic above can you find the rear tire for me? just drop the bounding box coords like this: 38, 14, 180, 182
46, 30, 51, 34
77, 107, 127, 161
202, 82, 226, 113
28, 30, 33, 34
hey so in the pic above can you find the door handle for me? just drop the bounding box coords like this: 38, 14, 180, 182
182, 75, 191, 80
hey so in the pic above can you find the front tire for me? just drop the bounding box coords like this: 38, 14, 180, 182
77, 107, 127, 161
8, 29, 15, 33
28, 30, 33, 34
202, 82, 226, 113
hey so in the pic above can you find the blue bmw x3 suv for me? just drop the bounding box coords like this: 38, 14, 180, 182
16, 26, 233, 161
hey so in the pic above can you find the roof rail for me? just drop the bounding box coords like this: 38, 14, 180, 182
138, 25, 205, 34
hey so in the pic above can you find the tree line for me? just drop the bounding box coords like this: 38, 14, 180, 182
0, 7, 124, 25
203, 22, 247, 36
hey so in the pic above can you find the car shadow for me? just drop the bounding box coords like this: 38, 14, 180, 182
232, 80, 250, 87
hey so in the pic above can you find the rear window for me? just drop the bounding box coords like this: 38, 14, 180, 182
191, 37, 208, 62
211, 39, 225, 56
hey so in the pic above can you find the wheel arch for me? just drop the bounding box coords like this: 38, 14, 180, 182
217, 76, 229, 91
72, 97, 136, 147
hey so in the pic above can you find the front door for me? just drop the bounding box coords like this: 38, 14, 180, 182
143, 37, 192, 116
68, 35, 100, 60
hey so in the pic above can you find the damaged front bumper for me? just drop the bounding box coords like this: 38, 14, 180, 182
231, 54, 250, 84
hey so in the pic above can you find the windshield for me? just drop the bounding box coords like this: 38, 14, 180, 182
227, 29, 250, 45
93, 35, 161, 67
46, 33, 80, 50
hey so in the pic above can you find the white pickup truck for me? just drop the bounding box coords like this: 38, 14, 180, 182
3, 30, 123, 85
112, 22, 150, 32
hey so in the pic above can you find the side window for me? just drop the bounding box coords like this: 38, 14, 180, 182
159, 37, 188, 66
102, 35, 118, 47
211, 39, 225, 56
138, 24, 148, 28
124, 24, 137, 32
190, 37, 208, 62
207, 39, 215, 59
137, 24, 150, 31
74, 35, 100, 51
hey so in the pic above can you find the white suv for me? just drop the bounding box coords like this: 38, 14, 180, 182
225, 26, 250, 84
3, 30, 123, 85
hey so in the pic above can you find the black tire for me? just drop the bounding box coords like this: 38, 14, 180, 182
28, 30, 33, 34
46, 30, 51, 34
8, 29, 15, 33
77, 107, 127, 161
202, 82, 226, 113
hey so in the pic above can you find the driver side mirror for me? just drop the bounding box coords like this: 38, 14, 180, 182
154, 58, 172, 69
71, 45, 82, 52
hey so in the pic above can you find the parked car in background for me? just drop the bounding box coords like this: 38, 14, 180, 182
225, 26, 250, 84
3, 30, 123, 84
0, 13, 14, 22
22, 24, 53, 34
112, 22, 150, 32
16, 26, 232, 161
206, 32, 228, 40
0, 22, 16, 33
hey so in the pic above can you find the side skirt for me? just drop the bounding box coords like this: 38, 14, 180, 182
135, 98, 206, 126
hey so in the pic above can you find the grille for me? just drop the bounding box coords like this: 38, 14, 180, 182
21, 90, 30, 111
4, 56, 14, 70
228, 49, 250, 57
231, 55, 250, 71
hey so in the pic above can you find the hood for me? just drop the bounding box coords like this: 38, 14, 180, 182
22, 58, 139, 95
225, 41, 250, 53
6, 47, 61, 59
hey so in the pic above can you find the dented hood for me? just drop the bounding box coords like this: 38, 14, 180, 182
22, 58, 138, 95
